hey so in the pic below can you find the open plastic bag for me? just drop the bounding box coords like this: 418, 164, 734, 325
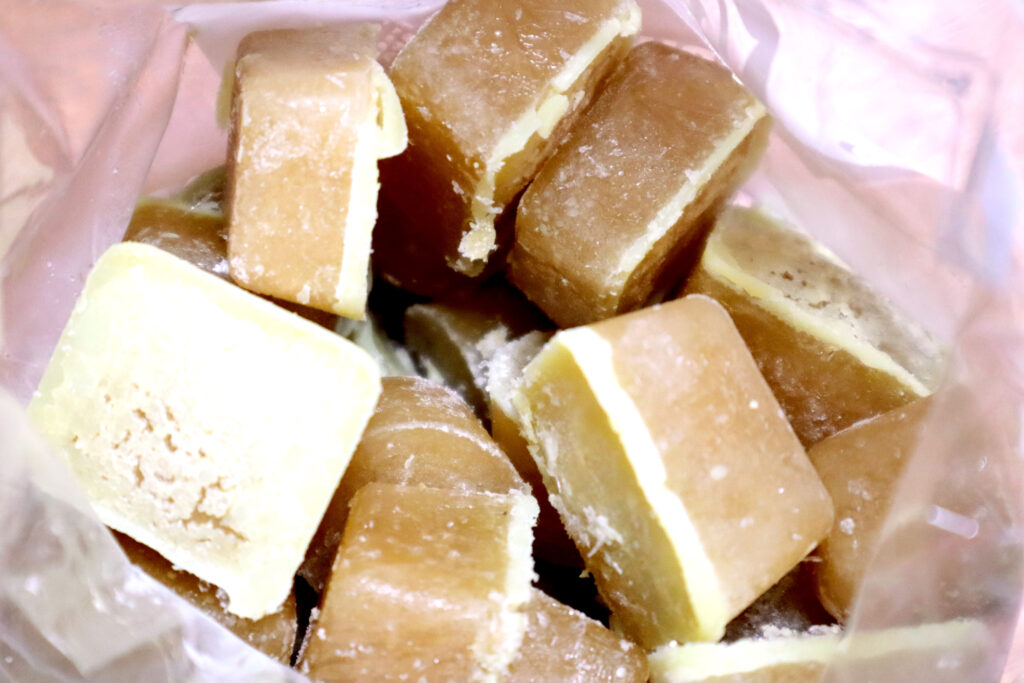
2, 0, 1022, 680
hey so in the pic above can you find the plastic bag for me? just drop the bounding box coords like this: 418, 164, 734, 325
1, 0, 1022, 680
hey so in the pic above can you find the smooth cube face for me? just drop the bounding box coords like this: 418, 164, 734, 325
516, 296, 833, 648
807, 397, 931, 621
300, 483, 538, 683
375, 0, 640, 292
29, 243, 381, 619
507, 588, 648, 683
683, 207, 944, 446
509, 43, 770, 327
227, 26, 406, 319
300, 376, 526, 591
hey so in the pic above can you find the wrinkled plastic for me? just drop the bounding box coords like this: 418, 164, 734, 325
1, 0, 1023, 681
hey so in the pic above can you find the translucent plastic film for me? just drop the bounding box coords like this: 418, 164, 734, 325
1, 0, 1022, 681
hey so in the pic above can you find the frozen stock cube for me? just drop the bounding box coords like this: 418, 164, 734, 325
300, 483, 538, 683
683, 207, 944, 445
515, 296, 833, 648
29, 242, 381, 619
226, 26, 407, 318
506, 588, 648, 683
375, 0, 641, 293
300, 376, 526, 591
509, 43, 770, 327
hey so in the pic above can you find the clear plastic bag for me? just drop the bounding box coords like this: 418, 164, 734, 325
1, 0, 1022, 680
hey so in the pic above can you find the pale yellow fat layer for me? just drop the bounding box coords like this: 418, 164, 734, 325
334, 64, 408, 319
457, 1, 642, 267
471, 491, 538, 683
701, 240, 930, 396
557, 327, 729, 641
648, 620, 983, 683
613, 101, 765, 291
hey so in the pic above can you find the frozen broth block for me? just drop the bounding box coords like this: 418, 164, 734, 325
115, 533, 298, 664
515, 296, 833, 648
299, 483, 538, 683
227, 26, 407, 318
300, 376, 526, 590
124, 197, 229, 279
375, 0, 641, 293
509, 42, 770, 327
507, 588, 648, 683
28, 242, 381, 619
683, 207, 943, 445
807, 397, 932, 621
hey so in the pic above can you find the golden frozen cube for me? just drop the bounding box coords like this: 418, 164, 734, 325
300, 376, 527, 591
115, 532, 297, 664
807, 397, 932, 621
515, 296, 833, 648
507, 588, 648, 683
376, 0, 641, 293
227, 26, 407, 318
124, 197, 229, 279
299, 482, 538, 683
509, 42, 770, 327
125, 188, 337, 329
28, 243, 381, 619
683, 207, 943, 445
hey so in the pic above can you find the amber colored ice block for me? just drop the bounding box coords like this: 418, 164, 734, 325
515, 296, 834, 648
124, 197, 229, 279
648, 620, 985, 683
226, 26, 407, 318
487, 332, 579, 567
404, 284, 550, 416
683, 207, 944, 446
124, 194, 338, 329
506, 588, 647, 683
300, 376, 527, 591
376, 0, 641, 293
509, 43, 770, 327
806, 397, 933, 621
299, 482, 538, 683
115, 532, 297, 664
28, 243, 381, 619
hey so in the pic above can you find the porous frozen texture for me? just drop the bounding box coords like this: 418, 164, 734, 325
300, 483, 538, 683
376, 0, 641, 294
509, 42, 770, 327
28, 243, 381, 619
227, 26, 407, 318
115, 532, 297, 664
515, 296, 833, 648
506, 588, 648, 682
301, 376, 527, 591
487, 332, 580, 567
683, 207, 944, 445
404, 284, 550, 416
648, 620, 984, 683
807, 397, 931, 621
